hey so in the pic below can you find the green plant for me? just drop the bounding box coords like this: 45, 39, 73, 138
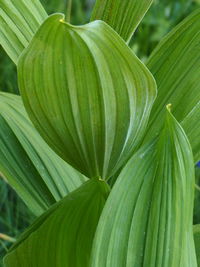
0, 0, 200, 266
132, 0, 200, 60
0, 177, 34, 266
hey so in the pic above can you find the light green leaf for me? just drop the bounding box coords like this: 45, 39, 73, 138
91, 108, 197, 267
18, 14, 156, 180
194, 225, 200, 266
91, 0, 153, 43
145, 9, 200, 162
0, 92, 87, 216
4, 179, 110, 267
0, 0, 47, 64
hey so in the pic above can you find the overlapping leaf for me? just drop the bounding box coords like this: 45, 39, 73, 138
18, 14, 156, 180
145, 9, 200, 162
4, 179, 110, 267
0, 92, 86, 216
0, 0, 47, 63
91, 0, 153, 43
90, 108, 197, 267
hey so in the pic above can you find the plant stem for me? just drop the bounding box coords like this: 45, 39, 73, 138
0, 233, 16, 243
66, 0, 72, 23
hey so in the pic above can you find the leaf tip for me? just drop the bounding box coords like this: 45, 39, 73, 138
166, 103, 172, 112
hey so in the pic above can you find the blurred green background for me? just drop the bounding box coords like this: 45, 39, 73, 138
1, 0, 200, 265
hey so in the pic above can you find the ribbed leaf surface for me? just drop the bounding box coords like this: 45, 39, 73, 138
4, 179, 110, 267
91, 0, 153, 43
0, 0, 47, 63
0, 92, 86, 216
91, 109, 197, 267
18, 14, 156, 180
146, 9, 200, 162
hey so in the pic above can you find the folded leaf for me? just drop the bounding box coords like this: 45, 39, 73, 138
91, 0, 153, 43
4, 179, 110, 267
0, 0, 47, 63
146, 9, 200, 162
194, 225, 200, 266
0, 92, 87, 216
18, 14, 156, 180
91, 108, 197, 267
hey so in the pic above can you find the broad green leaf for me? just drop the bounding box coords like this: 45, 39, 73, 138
0, 0, 47, 64
4, 179, 110, 267
91, 0, 153, 43
194, 225, 200, 266
91, 108, 197, 267
18, 14, 156, 180
0, 92, 87, 216
145, 9, 200, 162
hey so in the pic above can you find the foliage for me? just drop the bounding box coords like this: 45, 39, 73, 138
0, 178, 34, 266
133, 0, 200, 60
0, 0, 200, 266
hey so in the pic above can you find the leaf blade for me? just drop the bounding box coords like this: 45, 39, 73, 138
91, 109, 197, 267
194, 224, 200, 266
0, 0, 47, 63
91, 0, 153, 43
18, 14, 156, 180
4, 179, 110, 267
0, 92, 87, 216
145, 9, 200, 162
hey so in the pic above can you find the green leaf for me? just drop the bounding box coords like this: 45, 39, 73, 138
194, 225, 200, 266
18, 14, 156, 180
91, 108, 197, 267
91, 0, 153, 43
4, 179, 110, 267
145, 9, 200, 162
0, 92, 87, 216
0, 0, 47, 64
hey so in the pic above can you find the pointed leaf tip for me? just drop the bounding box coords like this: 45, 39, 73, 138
90, 107, 196, 267
166, 103, 172, 112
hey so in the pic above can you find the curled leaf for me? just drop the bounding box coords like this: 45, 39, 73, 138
18, 14, 156, 180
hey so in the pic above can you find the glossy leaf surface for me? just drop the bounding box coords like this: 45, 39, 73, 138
91, 109, 197, 267
146, 9, 200, 162
0, 92, 86, 216
4, 179, 110, 267
0, 0, 47, 63
18, 14, 156, 180
91, 0, 153, 43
